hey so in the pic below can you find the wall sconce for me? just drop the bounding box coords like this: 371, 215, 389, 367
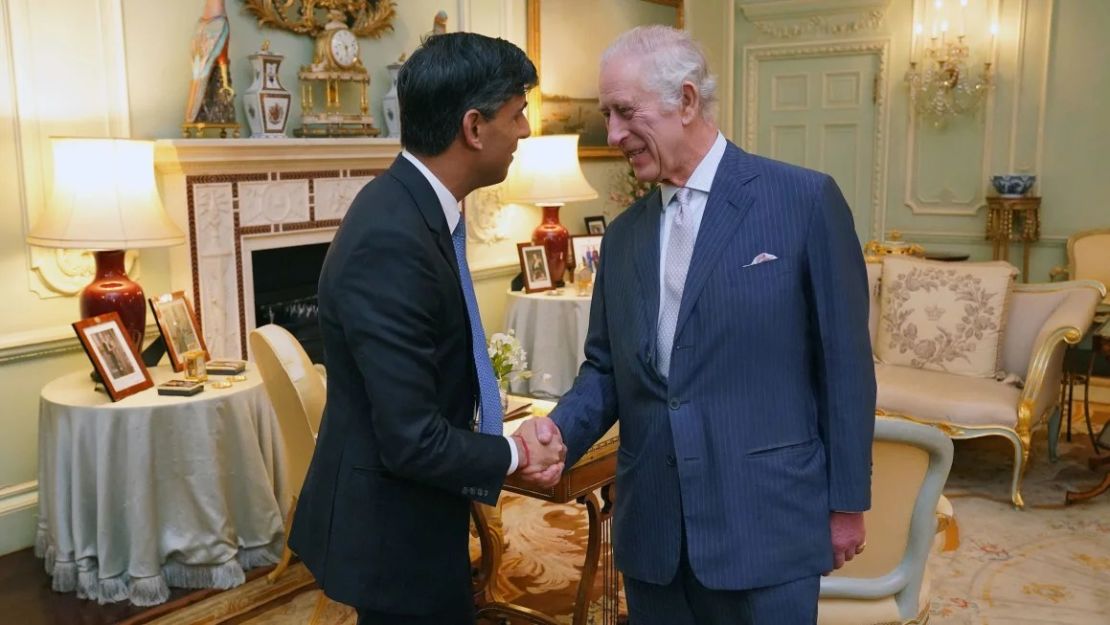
905, 0, 995, 128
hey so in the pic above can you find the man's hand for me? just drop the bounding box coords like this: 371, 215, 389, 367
512, 417, 566, 488
827, 511, 866, 573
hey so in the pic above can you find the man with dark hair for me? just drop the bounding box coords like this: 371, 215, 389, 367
288, 32, 565, 625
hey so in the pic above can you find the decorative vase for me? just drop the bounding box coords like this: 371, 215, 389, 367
382, 57, 403, 139
532, 205, 569, 285
80, 250, 146, 348
498, 378, 509, 411
243, 41, 291, 138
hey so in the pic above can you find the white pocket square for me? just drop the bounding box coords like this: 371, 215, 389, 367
742, 252, 778, 268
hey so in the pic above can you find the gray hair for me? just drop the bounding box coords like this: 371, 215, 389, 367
601, 25, 718, 122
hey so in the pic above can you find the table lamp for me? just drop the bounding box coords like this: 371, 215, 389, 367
26, 137, 186, 348
502, 135, 597, 285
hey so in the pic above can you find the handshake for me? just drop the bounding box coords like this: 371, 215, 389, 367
510, 417, 566, 488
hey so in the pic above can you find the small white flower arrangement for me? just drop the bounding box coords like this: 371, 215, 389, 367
487, 329, 531, 389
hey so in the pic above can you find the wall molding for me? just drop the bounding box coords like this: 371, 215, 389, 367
471, 261, 519, 281
742, 38, 891, 238
0, 481, 38, 517
0, 324, 160, 365
12, 0, 132, 298
897, 229, 1066, 247
721, 0, 736, 139
903, 0, 1002, 216
738, 0, 890, 40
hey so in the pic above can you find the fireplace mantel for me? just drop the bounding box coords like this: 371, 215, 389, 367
154, 138, 402, 359
155, 137, 402, 175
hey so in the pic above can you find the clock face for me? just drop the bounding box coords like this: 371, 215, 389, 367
330, 29, 359, 68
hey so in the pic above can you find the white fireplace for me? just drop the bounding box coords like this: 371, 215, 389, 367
154, 138, 401, 359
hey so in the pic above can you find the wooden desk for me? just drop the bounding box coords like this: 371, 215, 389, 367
474, 407, 620, 625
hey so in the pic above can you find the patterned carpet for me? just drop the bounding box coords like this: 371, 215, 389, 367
240, 403, 1110, 625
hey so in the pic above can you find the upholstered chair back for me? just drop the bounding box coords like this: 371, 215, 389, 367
1070, 230, 1110, 305
818, 418, 953, 625
249, 324, 323, 496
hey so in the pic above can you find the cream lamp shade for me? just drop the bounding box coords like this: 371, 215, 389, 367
26, 137, 185, 249
501, 135, 598, 205
27, 137, 186, 352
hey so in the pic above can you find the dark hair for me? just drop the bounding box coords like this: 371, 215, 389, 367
398, 32, 537, 156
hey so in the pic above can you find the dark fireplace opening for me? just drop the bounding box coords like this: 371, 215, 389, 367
251, 242, 329, 364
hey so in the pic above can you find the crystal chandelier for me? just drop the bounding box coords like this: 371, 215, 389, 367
905, 0, 996, 128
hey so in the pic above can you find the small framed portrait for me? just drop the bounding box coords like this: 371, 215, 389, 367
584, 215, 607, 235
571, 234, 604, 271
149, 291, 209, 372
517, 243, 554, 293
73, 312, 154, 401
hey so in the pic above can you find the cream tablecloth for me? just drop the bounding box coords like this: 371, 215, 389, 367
504, 289, 592, 398
35, 365, 287, 606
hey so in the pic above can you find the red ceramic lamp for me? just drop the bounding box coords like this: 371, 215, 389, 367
502, 135, 597, 285
26, 138, 185, 347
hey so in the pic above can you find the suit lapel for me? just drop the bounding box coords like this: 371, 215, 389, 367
633, 188, 663, 352
389, 155, 459, 277
673, 144, 760, 337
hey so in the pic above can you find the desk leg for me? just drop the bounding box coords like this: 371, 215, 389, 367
573, 486, 619, 625
474, 487, 619, 625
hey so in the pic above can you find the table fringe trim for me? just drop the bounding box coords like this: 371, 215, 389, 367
37, 532, 282, 606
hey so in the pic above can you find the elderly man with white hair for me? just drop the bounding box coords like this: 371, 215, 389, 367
530, 25, 876, 624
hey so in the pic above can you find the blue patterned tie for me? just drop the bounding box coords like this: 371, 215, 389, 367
451, 219, 504, 435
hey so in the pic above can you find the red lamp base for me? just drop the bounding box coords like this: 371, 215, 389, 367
532, 204, 569, 286
79, 250, 147, 348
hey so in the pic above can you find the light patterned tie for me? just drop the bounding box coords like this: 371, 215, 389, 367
656, 187, 696, 378
451, 220, 504, 434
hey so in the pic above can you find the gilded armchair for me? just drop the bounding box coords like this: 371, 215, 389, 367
1049, 228, 1110, 305
866, 262, 1106, 508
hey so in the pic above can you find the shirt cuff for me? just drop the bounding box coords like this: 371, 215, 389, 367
504, 434, 519, 475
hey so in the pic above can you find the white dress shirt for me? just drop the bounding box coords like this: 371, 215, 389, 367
401, 151, 520, 474
657, 132, 727, 316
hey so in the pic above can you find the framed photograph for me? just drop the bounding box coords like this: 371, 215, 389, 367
526, 0, 685, 158
584, 215, 608, 235
571, 234, 604, 271
73, 312, 154, 401
149, 291, 209, 372
517, 243, 555, 293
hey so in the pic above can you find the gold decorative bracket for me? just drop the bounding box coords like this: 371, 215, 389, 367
241, 0, 396, 39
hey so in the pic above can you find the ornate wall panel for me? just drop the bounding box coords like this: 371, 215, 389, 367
743, 39, 891, 239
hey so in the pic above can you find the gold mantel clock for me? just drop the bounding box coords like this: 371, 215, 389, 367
242, 0, 397, 137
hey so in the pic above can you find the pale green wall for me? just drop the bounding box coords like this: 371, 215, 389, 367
1040, 0, 1110, 238
731, 0, 1108, 282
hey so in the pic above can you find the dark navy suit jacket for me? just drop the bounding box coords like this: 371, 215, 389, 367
289, 156, 511, 614
551, 142, 876, 590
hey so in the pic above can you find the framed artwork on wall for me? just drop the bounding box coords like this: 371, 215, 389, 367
149, 291, 209, 372
526, 0, 685, 158
72, 312, 154, 401
517, 243, 555, 293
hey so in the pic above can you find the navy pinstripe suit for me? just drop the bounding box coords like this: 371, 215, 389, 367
550, 141, 875, 593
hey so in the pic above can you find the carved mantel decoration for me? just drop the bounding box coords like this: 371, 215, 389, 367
241, 0, 396, 38
738, 0, 892, 39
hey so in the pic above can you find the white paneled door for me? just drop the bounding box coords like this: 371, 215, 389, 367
756, 54, 878, 242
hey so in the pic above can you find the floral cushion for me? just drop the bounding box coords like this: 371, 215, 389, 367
875, 256, 1017, 378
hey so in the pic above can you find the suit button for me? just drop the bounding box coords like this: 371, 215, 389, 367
665, 454, 676, 466
669, 399, 680, 410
